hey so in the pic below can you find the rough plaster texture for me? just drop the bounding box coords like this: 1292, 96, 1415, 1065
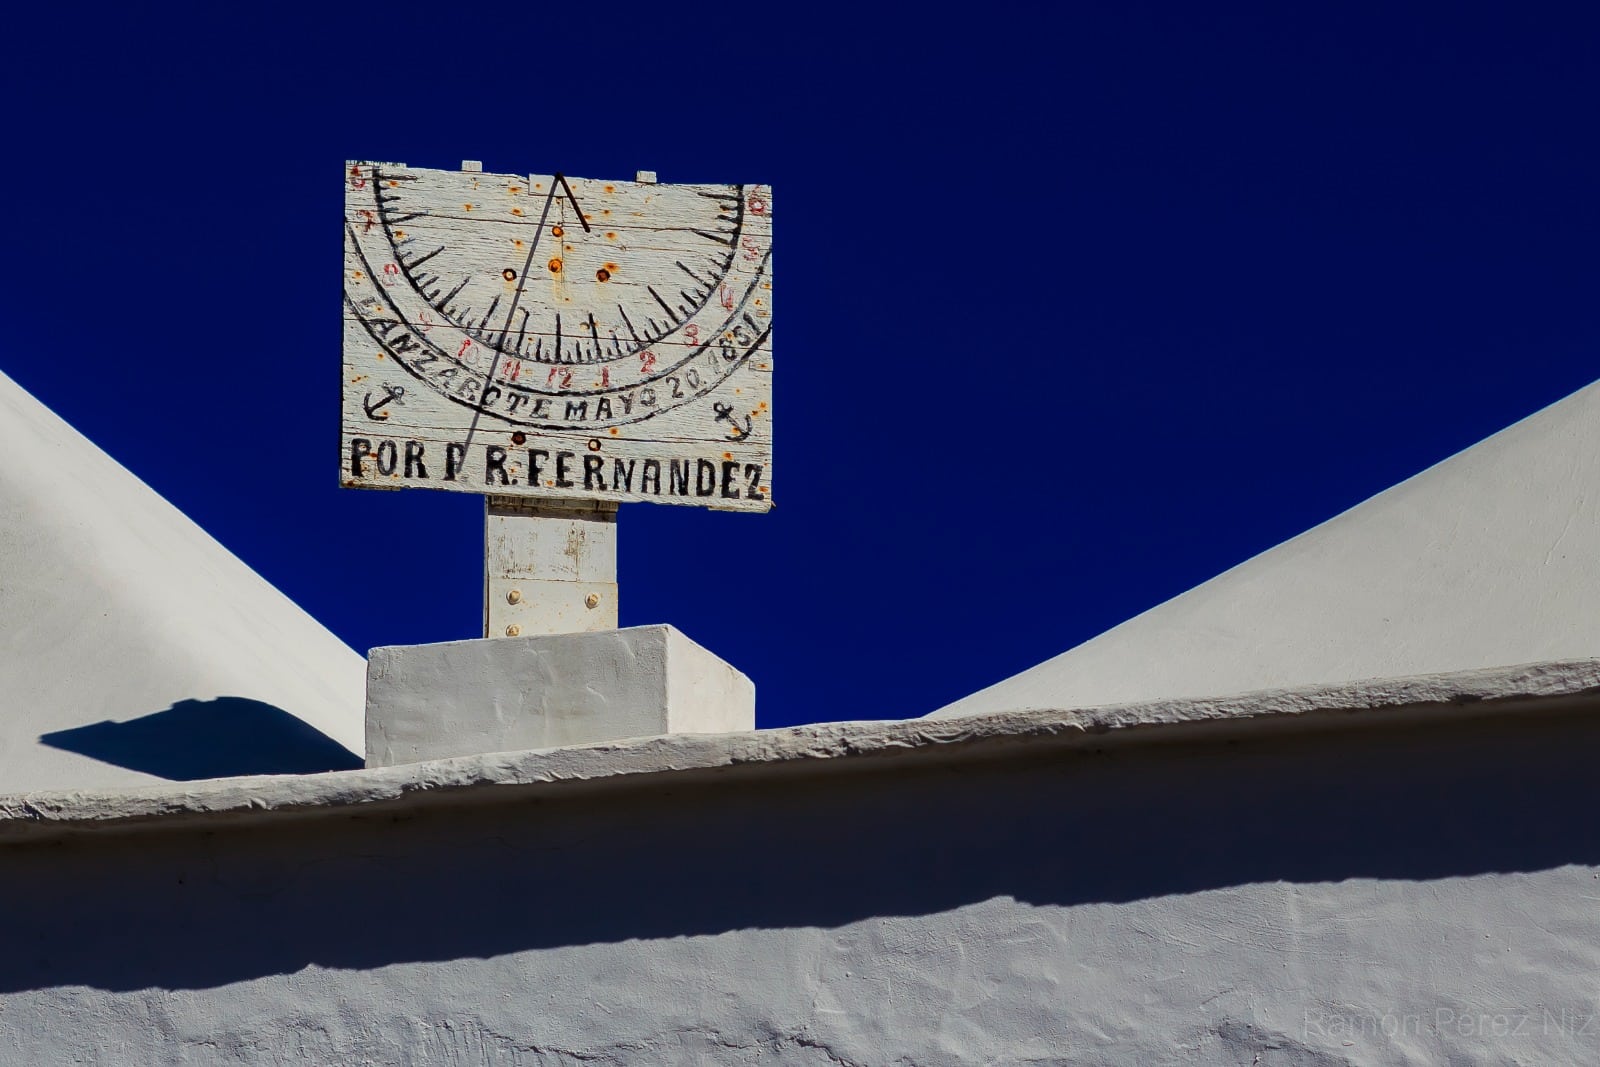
0, 370, 365, 791
934, 378, 1600, 718
365, 625, 754, 767
1, 670, 1599, 1064
7, 658, 1593, 844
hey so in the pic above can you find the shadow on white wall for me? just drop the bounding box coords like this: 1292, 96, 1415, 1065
38, 697, 362, 781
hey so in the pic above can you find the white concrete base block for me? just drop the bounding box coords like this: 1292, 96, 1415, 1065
365, 625, 754, 767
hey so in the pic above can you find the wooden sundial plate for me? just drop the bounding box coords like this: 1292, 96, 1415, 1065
341, 162, 773, 512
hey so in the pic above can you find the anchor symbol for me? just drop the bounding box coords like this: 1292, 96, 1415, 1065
363, 384, 406, 421
712, 402, 753, 442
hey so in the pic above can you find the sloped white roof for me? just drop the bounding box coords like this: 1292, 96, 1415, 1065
0, 370, 365, 790
932, 380, 1600, 718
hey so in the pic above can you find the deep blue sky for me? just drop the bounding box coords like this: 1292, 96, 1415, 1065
3, 5, 1596, 728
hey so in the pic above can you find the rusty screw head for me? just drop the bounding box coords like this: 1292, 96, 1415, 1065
507, 589, 522, 604
584, 593, 601, 609
505, 624, 521, 637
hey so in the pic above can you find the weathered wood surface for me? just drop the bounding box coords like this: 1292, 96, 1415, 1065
483, 496, 618, 637
341, 162, 773, 512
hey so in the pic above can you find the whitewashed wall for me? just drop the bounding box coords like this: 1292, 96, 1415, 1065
0, 372, 365, 793
3, 707, 1599, 1065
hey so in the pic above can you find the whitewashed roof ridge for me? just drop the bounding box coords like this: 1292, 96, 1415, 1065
932, 379, 1600, 718
0, 369, 365, 790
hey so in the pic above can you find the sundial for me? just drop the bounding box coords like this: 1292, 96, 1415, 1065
341, 160, 773, 636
